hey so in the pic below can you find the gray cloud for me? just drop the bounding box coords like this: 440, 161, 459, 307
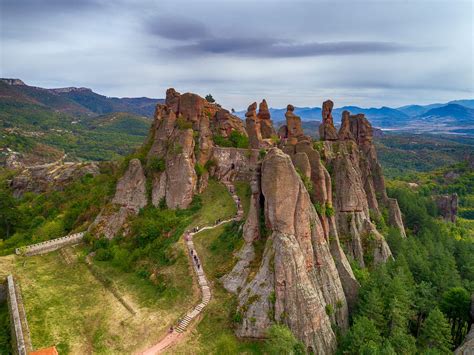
176, 38, 415, 58
0, 0, 102, 14
1, 0, 472, 108
146, 17, 209, 41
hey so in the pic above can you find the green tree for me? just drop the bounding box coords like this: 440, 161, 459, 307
413, 281, 437, 336
419, 308, 452, 353
265, 324, 305, 355
357, 287, 386, 331
205, 94, 215, 103
0, 187, 21, 238
440, 287, 471, 346
340, 316, 382, 354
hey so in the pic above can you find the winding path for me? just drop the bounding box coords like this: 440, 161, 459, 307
139, 181, 243, 355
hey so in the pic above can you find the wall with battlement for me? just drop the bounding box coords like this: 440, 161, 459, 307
15, 232, 85, 256
6, 275, 29, 355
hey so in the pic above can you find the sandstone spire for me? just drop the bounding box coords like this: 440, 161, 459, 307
319, 100, 338, 140
257, 99, 276, 139
245, 102, 263, 148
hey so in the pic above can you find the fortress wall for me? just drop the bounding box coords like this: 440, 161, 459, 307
6, 275, 31, 355
15, 232, 85, 256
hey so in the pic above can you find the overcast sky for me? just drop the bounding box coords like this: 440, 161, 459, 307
1, 0, 473, 109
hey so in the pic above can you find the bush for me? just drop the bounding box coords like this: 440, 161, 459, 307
148, 157, 166, 172
195, 163, 205, 177
265, 324, 305, 355
213, 131, 249, 149
176, 115, 193, 130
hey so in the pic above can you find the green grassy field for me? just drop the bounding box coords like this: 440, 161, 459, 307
13, 246, 198, 354
191, 179, 237, 228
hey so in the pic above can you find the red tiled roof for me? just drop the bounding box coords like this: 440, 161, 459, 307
29, 346, 59, 355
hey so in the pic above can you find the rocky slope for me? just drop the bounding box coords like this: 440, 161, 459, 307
89, 89, 406, 353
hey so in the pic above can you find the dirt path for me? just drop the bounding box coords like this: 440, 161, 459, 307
138, 182, 243, 355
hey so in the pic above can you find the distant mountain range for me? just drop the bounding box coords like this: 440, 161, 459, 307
2, 78, 473, 136
237, 99, 474, 136
0, 78, 163, 117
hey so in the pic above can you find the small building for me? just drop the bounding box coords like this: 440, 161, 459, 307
29, 346, 59, 355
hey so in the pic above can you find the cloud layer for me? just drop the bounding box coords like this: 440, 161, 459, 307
1, 0, 472, 109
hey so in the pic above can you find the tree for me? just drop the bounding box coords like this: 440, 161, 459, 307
419, 308, 452, 353
340, 316, 382, 354
265, 324, 305, 354
205, 94, 215, 103
357, 287, 386, 332
440, 287, 471, 346
0, 188, 21, 238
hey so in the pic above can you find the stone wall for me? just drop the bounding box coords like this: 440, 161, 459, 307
210, 147, 260, 182
15, 232, 85, 256
6, 275, 31, 355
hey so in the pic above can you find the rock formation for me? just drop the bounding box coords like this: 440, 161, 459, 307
234, 149, 348, 354
245, 99, 277, 148
435, 193, 458, 223
280, 104, 307, 144
245, 102, 263, 149
90, 158, 146, 239
87, 89, 408, 353
257, 99, 276, 139
10, 161, 99, 198
319, 100, 338, 141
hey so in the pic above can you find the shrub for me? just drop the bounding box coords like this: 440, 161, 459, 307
325, 303, 334, 316
148, 157, 166, 172
296, 168, 313, 193
176, 115, 193, 130
213, 131, 249, 149
205, 94, 215, 103
195, 163, 205, 177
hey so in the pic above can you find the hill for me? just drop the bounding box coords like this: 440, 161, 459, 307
0, 78, 162, 117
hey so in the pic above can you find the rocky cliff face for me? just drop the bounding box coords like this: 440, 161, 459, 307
90, 158, 146, 239
435, 193, 458, 223
233, 149, 348, 354
10, 161, 100, 197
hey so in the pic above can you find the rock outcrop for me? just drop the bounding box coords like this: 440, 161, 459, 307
245, 102, 263, 149
90, 158, 146, 239
234, 148, 348, 354
435, 193, 458, 223
258, 99, 276, 139
148, 89, 247, 209
319, 100, 338, 141
244, 99, 277, 148
10, 161, 100, 198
